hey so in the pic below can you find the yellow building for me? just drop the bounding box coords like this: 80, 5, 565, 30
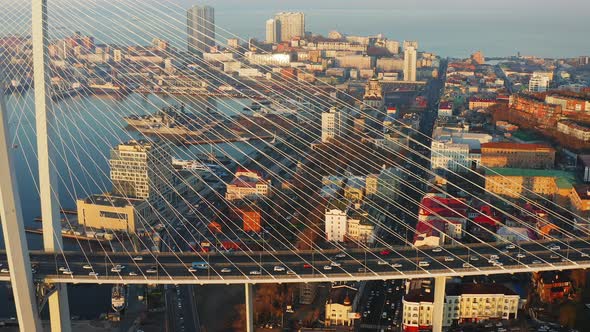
570, 185, 590, 214
480, 142, 555, 169
225, 169, 271, 201
365, 174, 378, 196
77, 194, 153, 234
485, 168, 576, 203
325, 284, 358, 326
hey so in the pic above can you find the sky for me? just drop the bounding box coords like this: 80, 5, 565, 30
2, 0, 590, 58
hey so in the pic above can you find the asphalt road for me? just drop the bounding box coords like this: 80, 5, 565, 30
0, 236, 587, 283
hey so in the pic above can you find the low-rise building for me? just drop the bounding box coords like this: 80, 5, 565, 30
77, 194, 153, 234
533, 271, 573, 303
570, 185, 590, 231
557, 120, 590, 142
325, 284, 358, 326
438, 102, 453, 117
402, 283, 519, 332
225, 168, 271, 200
485, 168, 576, 203
346, 210, 375, 244
480, 142, 556, 169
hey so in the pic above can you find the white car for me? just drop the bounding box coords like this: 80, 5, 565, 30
330, 261, 341, 267
0, 268, 9, 273
249, 270, 262, 275
220, 268, 232, 273
58, 267, 67, 272
146, 267, 158, 274
132, 256, 143, 261
532, 260, 542, 264
444, 256, 454, 262
549, 245, 560, 251
128, 271, 138, 276
377, 260, 388, 265
462, 263, 473, 268
323, 265, 333, 270
188, 267, 197, 273
418, 261, 430, 267
470, 256, 479, 261
111, 267, 122, 273
62, 269, 73, 275
432, 247, 442, 253
82, 264, 93, 270
88, 272, 99, 276
516, 253, 526, 259
335, 253, 346, 259
392, 263, 403, 268
505, 244, 516, 250
273, 266, 286, 272
286, 270, 296, 275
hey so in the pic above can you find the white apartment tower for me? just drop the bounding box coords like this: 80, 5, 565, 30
403, 46, 417, 82
321, 106, 344, 143
265, 19, 280, 44
274, 12, 305, 42
325, 203, 348, 242
403, 40, 419, 51
110, 140, 173, 201
187, 4, 215, 53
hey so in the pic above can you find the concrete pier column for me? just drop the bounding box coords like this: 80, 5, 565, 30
245, 284, 254, 332
432, 276, 447, 332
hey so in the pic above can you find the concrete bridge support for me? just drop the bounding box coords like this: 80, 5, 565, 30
432, 276, 447, 332
0, 77, 43, 331
32, 1, 71, 331
245, 284, 254, 332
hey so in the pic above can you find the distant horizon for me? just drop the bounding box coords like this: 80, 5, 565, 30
1, 0, 589, 58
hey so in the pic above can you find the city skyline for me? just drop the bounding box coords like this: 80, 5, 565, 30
1, 1, 590, 57
0, 1, 589, 331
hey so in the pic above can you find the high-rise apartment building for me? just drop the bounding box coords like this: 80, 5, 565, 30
187, 4, 215, 54
403, 46, 417, 82
274, 12, 305, 42
403, 40, 418, 51
265, 18, 280, 44
321, 106, 344, 142
110, 140, 173, 201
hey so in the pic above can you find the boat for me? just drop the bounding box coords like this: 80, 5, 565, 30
124, 104, 218, 137
172, 158, 212, 171
243, 102, 262, 112
52, 82, 85, 101
111, 285, 127, 312
88, 82, 129, 95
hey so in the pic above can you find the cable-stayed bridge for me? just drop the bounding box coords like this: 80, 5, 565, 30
0, 1, 588, 332
1, 237, 589, 285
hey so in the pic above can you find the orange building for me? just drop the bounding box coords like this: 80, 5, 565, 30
480, 142, 556, 169
509, 94, 562, 127
534, 271, 573, 303
237, 207, 262, 233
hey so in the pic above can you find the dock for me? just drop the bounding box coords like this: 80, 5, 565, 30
183, 135, 273, 145
25, 228, 106, 242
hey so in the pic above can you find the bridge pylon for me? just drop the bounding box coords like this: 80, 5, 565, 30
0, 75, 43, 331
432, 276, 447, 332
31, 0, 71, 331
245, 284, 254, 332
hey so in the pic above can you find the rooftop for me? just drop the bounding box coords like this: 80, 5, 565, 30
481, 142, 555, 152
487, 168, 577, 189
82, 193, 145, 207
446, 283, 518, 296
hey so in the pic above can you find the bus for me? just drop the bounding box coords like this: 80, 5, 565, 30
191, 262, 209, 270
